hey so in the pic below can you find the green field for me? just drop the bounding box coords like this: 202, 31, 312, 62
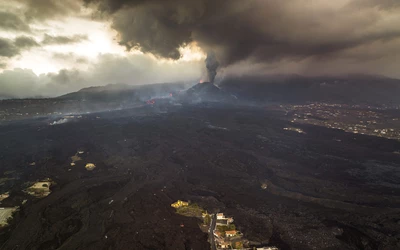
175, 203, 205, 218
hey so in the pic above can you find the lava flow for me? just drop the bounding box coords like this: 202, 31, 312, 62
146, 99, 155, 105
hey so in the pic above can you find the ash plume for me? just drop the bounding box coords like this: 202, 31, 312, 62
83, 0, 400, 72
205, 51, 219, 83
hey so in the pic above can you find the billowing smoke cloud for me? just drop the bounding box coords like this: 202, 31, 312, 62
205, 51, 219, 83
84, 0, 400, 70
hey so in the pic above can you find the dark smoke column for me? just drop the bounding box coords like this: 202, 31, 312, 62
205, 51, 219, 83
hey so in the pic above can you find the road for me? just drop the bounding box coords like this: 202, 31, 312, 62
209, 214, 217, 250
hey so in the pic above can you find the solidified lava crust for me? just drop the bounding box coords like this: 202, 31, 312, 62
0, 104, 399, 250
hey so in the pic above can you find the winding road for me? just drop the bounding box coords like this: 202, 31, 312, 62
209, 214, 217, 250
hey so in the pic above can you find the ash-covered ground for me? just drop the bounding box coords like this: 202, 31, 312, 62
0, 102, 400, 250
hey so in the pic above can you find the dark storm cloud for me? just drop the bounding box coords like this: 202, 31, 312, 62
14, 36, 40, 48
22, 0, 81, 21
349, 0, 400, 9
0, 38, 19, 58
42, 34, 88, 45
0, 36, 40, 58
84, 0, 400, 67
85, 0, 215, 60
0, 11, 31, 32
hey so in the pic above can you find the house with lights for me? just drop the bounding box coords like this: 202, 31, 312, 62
171, 200, 189, 208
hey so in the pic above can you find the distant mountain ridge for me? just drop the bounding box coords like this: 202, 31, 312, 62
58, 82, 187, 102
77, 83, 132, 93
48, 74, 400, 105
219, 74, 400, 105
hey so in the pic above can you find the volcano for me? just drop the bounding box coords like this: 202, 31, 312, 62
182, 82, 236, 103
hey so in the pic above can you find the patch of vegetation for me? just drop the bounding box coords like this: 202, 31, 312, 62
203, 214, 211, 225
176, 203, 205, 217
216, 224, 236, 232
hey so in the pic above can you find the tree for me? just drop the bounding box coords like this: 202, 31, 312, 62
204, 215, 211, 225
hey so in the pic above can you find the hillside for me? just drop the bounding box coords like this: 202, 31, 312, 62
58, 82, 187, 102
219, 74, 400, 105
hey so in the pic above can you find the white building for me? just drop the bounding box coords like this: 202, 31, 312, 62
216, 213, 234, 226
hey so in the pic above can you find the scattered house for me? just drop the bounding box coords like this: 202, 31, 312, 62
214, 231, 223, 238
216, 213, 234, 226
218, 240, 230, 249
225, 230, 238, 237
216, 213, 225, 220
283, 127, 306, 134
85, 163, 96, 171
171, 200, 189, 208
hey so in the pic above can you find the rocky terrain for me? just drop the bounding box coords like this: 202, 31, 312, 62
0, 102, 399, 249
0, 75, 400, 249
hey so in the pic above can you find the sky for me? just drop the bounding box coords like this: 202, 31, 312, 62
0, 0, 399, 98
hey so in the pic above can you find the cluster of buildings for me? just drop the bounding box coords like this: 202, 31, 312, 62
212, 213, 279, 249
171, 201, 279, 250
213, 213, 244, 249
284, 102, 400, 140
283, 127, 306, 134
171, 200, 189, 208
216, 213, 234, 226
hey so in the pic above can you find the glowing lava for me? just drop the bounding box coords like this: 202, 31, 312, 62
146, 99, 155, 105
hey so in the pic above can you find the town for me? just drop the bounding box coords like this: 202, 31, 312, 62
171, 200, 278, 250
2, 98, 399, 143
280, 102, 400, 141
